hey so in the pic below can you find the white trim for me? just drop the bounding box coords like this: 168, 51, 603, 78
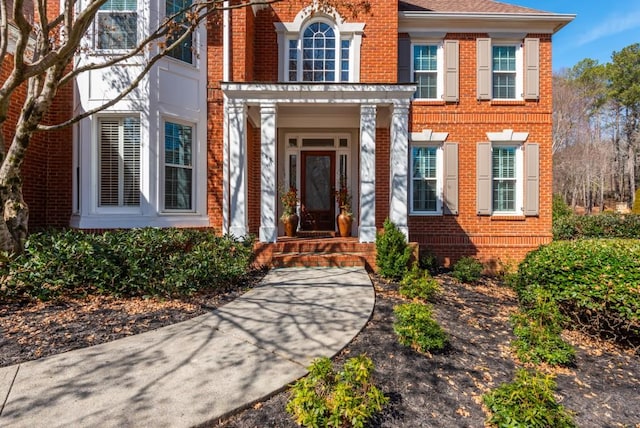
486, 129, 529, 142
161, 117, 197, 213
491, 41, 523, 100
411, 41, 444, 100
275, 6, 365, 83
490, 143, 524, 216
409, 144, 444, 216
411, 129, 449, 143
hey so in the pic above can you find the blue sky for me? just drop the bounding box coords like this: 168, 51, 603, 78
511, 0, 640, 71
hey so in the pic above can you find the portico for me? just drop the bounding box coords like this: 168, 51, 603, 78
221, 83, 416, 243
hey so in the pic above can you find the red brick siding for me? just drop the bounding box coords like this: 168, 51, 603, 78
404, 34, 554, 268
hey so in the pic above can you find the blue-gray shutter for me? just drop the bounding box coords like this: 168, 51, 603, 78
476, 38, 491, 100
398, 36, 412, 83
524, 38, 540, 100
477, 142, 492, 215
524, 143, 540, 216
444, 40, 459, 102
443, 143, 458, 214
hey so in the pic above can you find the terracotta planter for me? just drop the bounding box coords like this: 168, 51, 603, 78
282, 213, 299, 237
337, 211, 352, 237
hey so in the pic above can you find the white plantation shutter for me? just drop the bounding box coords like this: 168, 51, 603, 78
122, 118, 141, 206
98, 117, 140, 207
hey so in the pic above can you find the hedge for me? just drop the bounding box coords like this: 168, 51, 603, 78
0, 228, 255, 301
514, 239, 640, 345
553, 213, 640, 240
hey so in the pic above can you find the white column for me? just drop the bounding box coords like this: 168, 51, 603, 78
390, 103, 410, 240
259, 103, 278, 242
228, 100, 248, 238
359, 104, 377, 242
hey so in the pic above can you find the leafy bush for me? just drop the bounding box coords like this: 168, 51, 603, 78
376, 218, 412, 280
286, 355, 388, 428
0, 228, 254, 301
418, 248, 440, 274
394, 303, 447, 353
451, 256, 483, 284
553, 212, 640, 240
399, 266, 439, 301
514, 239, 640, 345
483, 369, 575, 428
552, 194, 573, 220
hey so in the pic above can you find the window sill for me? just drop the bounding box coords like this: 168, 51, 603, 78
490, 100, 526, 106
410, 212, 443, 217
412, 100, 446, 106
490, 215, 526, 221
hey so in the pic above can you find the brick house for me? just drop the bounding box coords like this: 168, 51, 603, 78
7, 0, 573, 267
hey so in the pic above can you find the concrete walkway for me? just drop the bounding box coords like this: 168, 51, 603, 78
0, 267, 374, 428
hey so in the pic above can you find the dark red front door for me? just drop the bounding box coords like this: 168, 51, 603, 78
301, 151, 335, 230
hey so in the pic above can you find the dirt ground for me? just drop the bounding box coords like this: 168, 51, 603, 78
1, 272, 639, 427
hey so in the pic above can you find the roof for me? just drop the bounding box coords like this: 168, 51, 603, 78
398, 0, 550, 14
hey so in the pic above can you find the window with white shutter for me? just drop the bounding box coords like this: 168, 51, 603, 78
98, 117, 140, 207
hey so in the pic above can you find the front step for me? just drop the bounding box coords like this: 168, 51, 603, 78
253, 238, 376, 270
271, 252, 370, 268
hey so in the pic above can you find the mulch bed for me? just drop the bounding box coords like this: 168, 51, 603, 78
2, 271, 639, 427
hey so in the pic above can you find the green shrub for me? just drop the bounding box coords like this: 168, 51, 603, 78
511, 313, 575, 366
393, 303, 447, 353
376, 218, 412, 280
451, 256, 483, 284
553, 212, 640, 240
483, 369, 575, 428
399, 266, 439, 301
286, 355, 388, 428
515, 239, 640, 345
0, 228, 254, 301
552, 194, 574, 220
418, 248, 440, 274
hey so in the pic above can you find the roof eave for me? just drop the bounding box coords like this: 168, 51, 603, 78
398, 12, 576, 34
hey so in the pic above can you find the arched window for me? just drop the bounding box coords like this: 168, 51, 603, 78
278, 10, 363, 83
302, 22, 336, 81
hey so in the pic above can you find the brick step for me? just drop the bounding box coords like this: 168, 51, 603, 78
271, 252, 370, 268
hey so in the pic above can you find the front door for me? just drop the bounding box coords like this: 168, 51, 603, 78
301, 151, 335, 230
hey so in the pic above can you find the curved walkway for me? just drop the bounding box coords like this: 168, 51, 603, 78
0, 267, 375, 428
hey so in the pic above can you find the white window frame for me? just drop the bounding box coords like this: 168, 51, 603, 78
162, 119, 196, 213
94, 0, 139, 51
275, 7, 364, 83
410, 143, 443, 215
165, 0, 195, 65
94, 114, 142, 214
491, 143, 524, 215
411, 41, 444, 101
491, 42, 523, 100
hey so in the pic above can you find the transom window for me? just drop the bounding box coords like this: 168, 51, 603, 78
96, 0, 137, 50
164, 121, 194, 210
492, 45, 517, 99
413, 45, 438, 99
166, 0, 193, 64
98, 117, 140, 207
411, 146, 442, 213
492, 146, 518, 212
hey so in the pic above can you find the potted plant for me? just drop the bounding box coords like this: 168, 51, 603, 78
280, 186, 299, 237
335, 185, 353, 237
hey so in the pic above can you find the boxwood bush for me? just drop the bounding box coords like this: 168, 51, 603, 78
376, 218, 412, 281
514, 239, 640, 345
0, 228, 255, 301
393, 302, 448, 353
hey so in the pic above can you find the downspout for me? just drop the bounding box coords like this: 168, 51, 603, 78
222, 1, 230, 233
